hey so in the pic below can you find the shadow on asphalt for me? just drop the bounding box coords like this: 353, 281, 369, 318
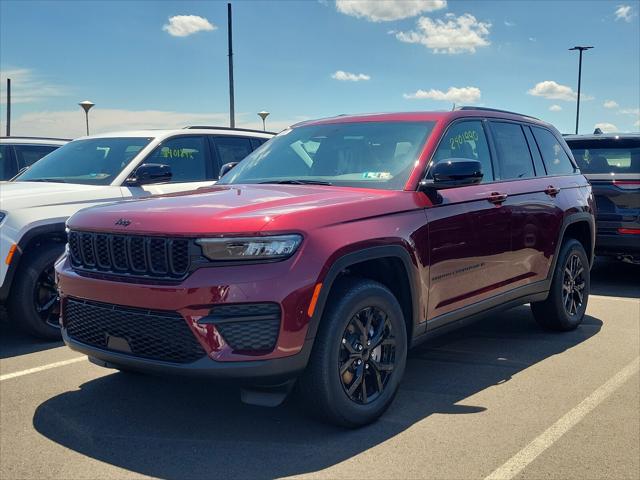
0, 318, 63, 359
590, 257, 640, 299
32, 306, 602, 480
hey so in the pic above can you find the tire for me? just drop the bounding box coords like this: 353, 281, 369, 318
297, 278, 407, 428
7, 242, 64, 340
531, 239, 590, 331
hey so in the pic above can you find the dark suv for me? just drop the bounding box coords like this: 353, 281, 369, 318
565, 133, 639, 263
57, 108, 595, 427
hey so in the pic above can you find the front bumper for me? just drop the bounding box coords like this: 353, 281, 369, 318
64, 330, 313, 382
56, 253, 321, 377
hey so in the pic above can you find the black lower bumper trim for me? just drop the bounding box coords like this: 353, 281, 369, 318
595, 234, 640, 257
63, 329, 312, 382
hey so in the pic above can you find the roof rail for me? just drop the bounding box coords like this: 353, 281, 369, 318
0, 136, 71, 141
456, 106, 540, 120
183, 125, 276, 135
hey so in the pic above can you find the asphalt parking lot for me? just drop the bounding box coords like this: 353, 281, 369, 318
1, 258, 638, 480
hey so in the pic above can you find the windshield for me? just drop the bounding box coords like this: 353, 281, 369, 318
568, 139, 640, 175
218, 121, 435, 190
15, 137, 152, 185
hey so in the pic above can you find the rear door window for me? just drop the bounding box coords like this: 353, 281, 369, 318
250, 137, 267, 150
146, 136, 211, 183
489, 122, 535, 180
214, 136, 253, 165
14, 145, 59, 169
531, 127, 575, 175
432, 120, 494, 182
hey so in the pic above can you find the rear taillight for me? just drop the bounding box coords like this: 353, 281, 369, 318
618, 228, 640, 235
613, 180, 640, 190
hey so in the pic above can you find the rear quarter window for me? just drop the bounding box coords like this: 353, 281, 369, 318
531, 127, 575, 175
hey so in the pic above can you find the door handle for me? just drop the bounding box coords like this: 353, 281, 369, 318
545, 185, 561, 196
487, 192, 508, 204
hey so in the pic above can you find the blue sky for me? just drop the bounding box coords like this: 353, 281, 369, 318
1, 0, 638, 137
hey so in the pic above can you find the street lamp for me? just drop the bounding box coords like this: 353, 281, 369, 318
78, 100, 95, 136
569, 46, 593, 134
258, 110, 270, 131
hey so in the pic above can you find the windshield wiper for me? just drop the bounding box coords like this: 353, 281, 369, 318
259, 179, 333, 186
23, 178, 67, 183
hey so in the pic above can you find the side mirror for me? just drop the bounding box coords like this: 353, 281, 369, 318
219, 162, 239, 178
421, 158, 483, 190
126, 163, 172, 186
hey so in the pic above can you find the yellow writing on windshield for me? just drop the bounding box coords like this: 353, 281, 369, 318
449, 130, 479, 150
161, 148, 196, 160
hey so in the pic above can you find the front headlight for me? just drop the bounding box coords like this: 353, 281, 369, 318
196, 234, 302, 261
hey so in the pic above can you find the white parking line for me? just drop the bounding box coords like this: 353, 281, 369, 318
484, 356, 640, 480
0, 356, 87, 382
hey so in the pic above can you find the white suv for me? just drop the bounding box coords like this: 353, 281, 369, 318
0, 127, 272, 338
1, 137, 69, 180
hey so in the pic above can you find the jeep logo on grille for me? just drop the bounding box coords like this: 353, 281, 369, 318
114, 218, 131, 227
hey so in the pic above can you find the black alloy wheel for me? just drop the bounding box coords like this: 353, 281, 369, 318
339, 306, 396, 404
34, 264, 60, 328
562, 253, 586, 316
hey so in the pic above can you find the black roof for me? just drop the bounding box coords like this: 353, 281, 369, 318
456, 106, 540, 120
184, 126, 276, 135
564, 133, 640, 141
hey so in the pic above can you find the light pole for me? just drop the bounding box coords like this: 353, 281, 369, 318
78, 100, 95, 136
258, 110, 270, 131
569, 46, 593, 134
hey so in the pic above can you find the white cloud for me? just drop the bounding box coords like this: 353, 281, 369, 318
331, 70, 371, 81
395, 13, 491, 54
549, 104, 562, 112
634, 120, 640, 128
504, 20, 516, 27
162, 15, 216, 37
594, 122, 618, 133
619, 107, 640, 115
614, 4, 633, 22
603, 100, 619, 109
527, 80, 593, 102
0, 67, 67, 104
335, 0, 447, 22
529, 37, 537, 42
403, 86, 481, 103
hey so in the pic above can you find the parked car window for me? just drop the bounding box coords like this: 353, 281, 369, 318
147, 136, 209, 183
16, 137, 152, 185
490, 122, 535, 180
432, 120, 493, 182
14, 145, 59, 170
214, 136, 253, 167
250, 137, 267, 150
568, 140, 639, 174
523, 126, 547, 176
531, 127, 575, 175
0, 145, 12, 179
219, 121, 435, 190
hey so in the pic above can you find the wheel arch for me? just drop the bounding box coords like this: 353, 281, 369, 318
547, 212, 595, 283
0, 223, 67, 302
306, 246, 422, 347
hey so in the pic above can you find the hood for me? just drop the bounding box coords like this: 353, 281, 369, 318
0, 181, 119, 211
68, 184, 425, 235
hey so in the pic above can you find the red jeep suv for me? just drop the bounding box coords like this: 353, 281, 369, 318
57, 108, 595, 427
